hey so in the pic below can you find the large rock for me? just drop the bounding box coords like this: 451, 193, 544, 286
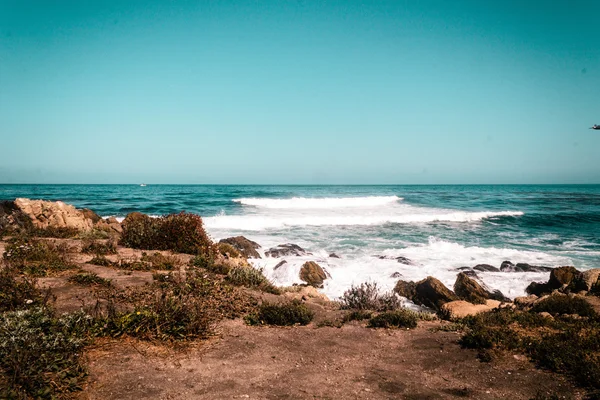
501, 261, 552, 273
394, 280, 417, 299
299, 261, 327, 288
13, 198, 95, 231
573, 269, 600, 292
414, 277, 459, 311
219, 236, 261, 259
473, 264, 500, 272
441, 300, 501, 320
453, 273, 488, 304
266, 243, 310, 258
548, 266, 581, 289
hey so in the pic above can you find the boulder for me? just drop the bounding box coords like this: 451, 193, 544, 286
501, 261, 552, 273
514, 295, 538, 308
414, 277, 458, 311
299, 261, 327, 288
274, 260, 287, 270
453, 272, 491, 305
396, 256, 414, 265
81, 208, 103, 224
266, 243, 310, 258
473, 264, 500, 272
390, 272, 402, 279
441, 300, 501, 320
573, 269, 600, 292
526, 281, 551, 297
13, 198, 95, 231
394, 280, 417, 299
329, 253, 340, 259
219, 236, 261, 259
548, 266, 581, 289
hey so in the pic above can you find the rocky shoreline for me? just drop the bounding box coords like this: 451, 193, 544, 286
1, 198, 599, 399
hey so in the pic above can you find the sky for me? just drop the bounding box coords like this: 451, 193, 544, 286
1, 0, 599, 184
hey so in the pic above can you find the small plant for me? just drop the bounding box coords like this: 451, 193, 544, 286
340, 282, 401, 311
218, 242, 241, 258
531, 294, 596, 317
81, 239, 117, 255
116, 258, 153, 271
68, 271, 111, 287
3, 236, 75, 276
191, 254, 230, 274
30, 226, 80, 239
0, 307, 92, 399
367, 309, 419, 329
342, 309, 373, 323
246, 300, 314, 326
88, 255, 114, 267
227, 265, 280, 294
0, 265, 48, 312
140, 252, 179, 270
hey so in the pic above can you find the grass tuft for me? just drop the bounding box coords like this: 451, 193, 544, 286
245, 300, 314, 326
367, 309, 419, 329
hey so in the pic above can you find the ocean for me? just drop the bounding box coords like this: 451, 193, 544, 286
1, 184, 599, 299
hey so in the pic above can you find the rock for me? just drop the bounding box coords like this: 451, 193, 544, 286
394, 280, 417, 299
501, 261, 552, 272
573, 268, 600, 292
441, 300, 501, 320
13, 198, 95, 231
299, 261, 327, 287
81, 208, 103, 224
548, 266, 581, 289
538, 311, 554, 320
473, 264, 500, 272
106, 217, 120, 225
329, 253, 340, 258
396, 256, 414, 265
390, 272, 402, 279
274, 260, 287, 270
283, 286, 330, 302
414, 277, 459, 311
514, 295, 538, 308
462, 270, 480, 279
0, 200, 33, 232
525, 281, 551, 297
454, 272, 491, 305
266, 243, 310, 258
219, 236, 261, 259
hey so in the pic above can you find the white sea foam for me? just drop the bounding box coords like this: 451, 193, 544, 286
247, 237, 573, 300
233, 195, 402, 209
203, 210, 523, 230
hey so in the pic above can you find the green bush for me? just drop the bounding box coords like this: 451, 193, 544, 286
81, 239, 117, 255
367, 309, 419, 329
0, 307, 91, 399
88, 255, 114, 267
218, 242, 241, 258
0, 265, 48, 312
340, 282, 401, 311
68, 272, 111, 287
120, 212, 215, 256
3, 237, 75, 276
227, 265, 280, 294
531, 295, 596, 317
247, 300, 314, 326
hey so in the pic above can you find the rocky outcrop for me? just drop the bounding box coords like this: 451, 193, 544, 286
441, 300, 501, 320
514, 295, 538, 308
299, 261, 327, 288
219, 236, 261, 259
453, 273, 509, 304
329, 253, 340, 259
0, 200, 32, 232
394, 280, 417, 299
266, 243, 310, 258
13, 198, 95, 231
473, 264, 500, 272
500, 261, 552, 273
573, 269, 600, 292
414, 277, 459, 311
396, 256, 414, 265
526, 266, 582, 296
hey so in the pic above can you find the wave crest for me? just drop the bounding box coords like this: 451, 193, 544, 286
232, 195, 402, 209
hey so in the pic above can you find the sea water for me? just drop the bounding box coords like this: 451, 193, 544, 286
1, 184, 599, 299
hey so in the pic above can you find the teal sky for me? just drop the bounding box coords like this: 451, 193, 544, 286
1, 0, 599, 184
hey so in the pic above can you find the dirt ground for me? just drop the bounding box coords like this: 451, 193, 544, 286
83, 319, 581, 400
1, 238, 584, 399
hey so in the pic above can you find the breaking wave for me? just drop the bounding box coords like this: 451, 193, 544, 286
233, 195, 402, 209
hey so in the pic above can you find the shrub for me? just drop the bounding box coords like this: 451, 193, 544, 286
531, 295, 596, 317
227, 265, 280, 294
140, 252, 179, 270
3, 236, 75, 276
367, 309, 419, 329
88, 255, 114, 267
0, 265, 48, 312
68, 272, 111, 287
247, 300, 314, 326
218, 242, 241, 258
191, 254, 230, 274
342, 310, 373, 322
0, 307, 91, 399
81, 239, 117, 255
120, 212, 215, 256
30, 226, 80, 239
340, 282, 401, 311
